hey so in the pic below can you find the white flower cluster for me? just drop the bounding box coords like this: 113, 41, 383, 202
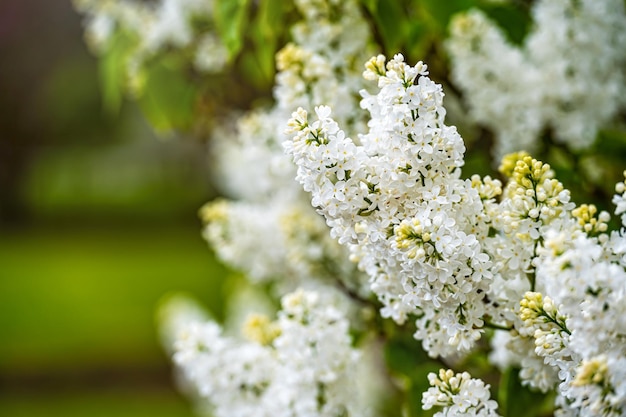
171, 289, 369, 417
447, 0, 626, 160
484, 174, 625, 415
158, 3, 383, 414
74, 0, 228, 87
203, 0, 373, 295
484, 153, 575, 320
422, 369, 500, 417
529, 222, 626, 416
482, 159, 622, 408
286, 52, 626, 416
286, 54, 494, 358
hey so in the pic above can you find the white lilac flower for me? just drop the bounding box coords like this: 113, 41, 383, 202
529, 198, 626, 415
474, 171, 626, 412
518, 292, 572, 375
445, 10, 544, 161
157, 293, 211, 356
286, 55, 495, 358
198, 198, 294, 285
83, 12, 115, 51
477, 152, 577, 342
422, 369, 501, 417
169, 289, 371, 417
74, 0, 142, 52
489, 330, 561, 393
205, 0, 373, 295
198, 195, 366, 296
142, 0, 208, 53
287, 56, 626, 416
75, 0, 226, 84
447, 0, 626, 160
527, 0, 626, 149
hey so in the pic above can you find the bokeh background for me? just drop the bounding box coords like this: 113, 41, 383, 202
0, 1, 228, 415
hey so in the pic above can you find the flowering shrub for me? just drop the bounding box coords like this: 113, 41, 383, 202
76, 0, 626, 416
286, 53, 626, 416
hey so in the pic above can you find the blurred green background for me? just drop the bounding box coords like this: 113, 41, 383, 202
0, 1, 228, 415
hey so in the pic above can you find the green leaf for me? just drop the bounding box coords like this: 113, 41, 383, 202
383, 323, 440, 417
373, 0, 410, 54
404, 19, 431, 62
362, 0, 378, 14
239, 53, 271, 91
498, 367, 554, 417
246, 0, 291, 87
421, 0, 477, 32
214, 0, 251, 59
98, 31, 137, 114
136, 56, 198, 132
385, 337, 422, 374
479, 2, 532, 45
256, 0, 288, 40
594, 128, 626, 160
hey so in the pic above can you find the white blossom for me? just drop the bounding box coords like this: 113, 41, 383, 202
422, 369, 501, 417
169, 289, 372, 417
204, 0, 373, 296
74, 0, 227, 85
286, 55, 495, 358
447, 0, 626, 160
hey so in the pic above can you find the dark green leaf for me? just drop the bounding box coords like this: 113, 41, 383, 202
382, 322, 441, 416
594, 129, 626, 160
239, 52, 272, 91
422, 0, 477, 32
498, 367, 554, 417
479, 3, 532, 45
371, 0, 410, 54
362, 0, 378, 14
405, 20, 430, 62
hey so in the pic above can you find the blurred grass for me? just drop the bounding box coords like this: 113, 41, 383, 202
0, 222, 228, 416
0, 387, 195, 417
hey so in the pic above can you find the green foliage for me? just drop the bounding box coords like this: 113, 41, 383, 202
594, 128, 626, 164
241, 0, 292, 88
98, 31, 137, 114
383, 323, 440, 417
137, 56, 199, 132
92, 0, 536, 134
364, 0, 413, 55
479, 1, 532, 44
214, 0, 252, 59
362, 0, 477, 69
421, 0, 475, 31
498, 368, 555, 417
